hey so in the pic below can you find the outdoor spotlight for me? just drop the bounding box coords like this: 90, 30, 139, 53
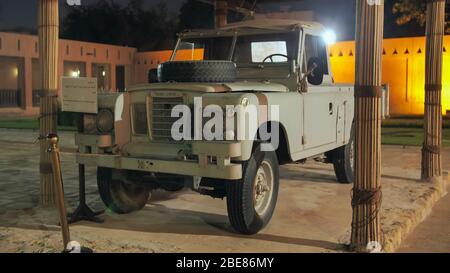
102, 71, 106, 77
323, 29, 337, 45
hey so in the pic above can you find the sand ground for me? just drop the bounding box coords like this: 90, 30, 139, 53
0, 129, 448, 253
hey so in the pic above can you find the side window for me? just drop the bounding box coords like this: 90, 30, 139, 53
303, 34, 329, 75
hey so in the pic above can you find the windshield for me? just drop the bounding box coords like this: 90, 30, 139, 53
172, 37, 233, 61
173, 31, 299, 64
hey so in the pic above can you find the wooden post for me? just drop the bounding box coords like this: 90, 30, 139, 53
351, 0, 384, 252
422, 0, 445, 182
38, 0, 59, 206
215, 0, 228, 28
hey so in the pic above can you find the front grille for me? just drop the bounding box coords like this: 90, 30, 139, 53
150, 96, 184, 141
132, 103, 148, 135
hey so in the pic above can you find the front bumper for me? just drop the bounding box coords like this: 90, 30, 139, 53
75, 134, 243, 180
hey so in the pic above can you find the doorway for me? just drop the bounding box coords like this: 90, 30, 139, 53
116, 65, 125, 92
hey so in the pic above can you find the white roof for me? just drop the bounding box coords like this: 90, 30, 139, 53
219, 19, 325, 31
181, 19, 325, 37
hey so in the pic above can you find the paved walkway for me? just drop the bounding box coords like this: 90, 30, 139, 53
397, 192, 450, 253
0, 129, 448, 253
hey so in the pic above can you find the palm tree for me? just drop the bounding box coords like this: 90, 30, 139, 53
393, 0, 449, 33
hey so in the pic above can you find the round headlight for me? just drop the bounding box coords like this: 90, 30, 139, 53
97, 109, 114, 134
240, 97, 249, 107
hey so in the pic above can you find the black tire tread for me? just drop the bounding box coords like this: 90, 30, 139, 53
97, 167, 149, 214
332, 124, 355, 184
227, 145, 279, 235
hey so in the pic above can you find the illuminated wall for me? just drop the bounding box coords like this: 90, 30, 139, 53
134, 49, 204, 84
330, 36, 450, 115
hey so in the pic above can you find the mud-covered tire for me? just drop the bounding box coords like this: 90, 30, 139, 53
158, 61, 237, 83
331, 125, 355, 184
226, 145, 279, 235
97, 167, 150, 214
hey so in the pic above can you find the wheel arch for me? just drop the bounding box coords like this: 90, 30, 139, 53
250, 121, 293, 165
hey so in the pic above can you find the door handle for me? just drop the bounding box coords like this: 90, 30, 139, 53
329, 103, 333, 115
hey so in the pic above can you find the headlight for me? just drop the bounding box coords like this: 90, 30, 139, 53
240, 97, 249, 107
96, 109, 114, 134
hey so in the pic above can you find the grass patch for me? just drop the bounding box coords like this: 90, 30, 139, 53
382, 127, 450, 147
0, 118, 76, 131
382, 118, 450, 128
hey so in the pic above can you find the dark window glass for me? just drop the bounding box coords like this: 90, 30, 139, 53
304, 34, 329, 75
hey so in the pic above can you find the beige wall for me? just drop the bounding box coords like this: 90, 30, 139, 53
330, 36, 450, 115
0, 32, 136, 116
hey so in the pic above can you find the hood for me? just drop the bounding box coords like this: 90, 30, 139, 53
128, 81, 290, 93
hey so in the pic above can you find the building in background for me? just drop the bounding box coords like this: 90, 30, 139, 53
0, 31, 449, 117
330, 36, 450, 116
0, 32, 136, 117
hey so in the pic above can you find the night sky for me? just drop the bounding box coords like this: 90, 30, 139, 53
0, 0, 425, 41
0, 0, 186, 29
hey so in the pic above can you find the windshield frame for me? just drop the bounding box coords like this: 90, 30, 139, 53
170, 28, 302, 65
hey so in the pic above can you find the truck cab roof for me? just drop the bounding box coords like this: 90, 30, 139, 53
180, 19, 326, 38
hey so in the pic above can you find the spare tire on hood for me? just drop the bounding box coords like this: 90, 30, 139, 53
158, 61, 237, 83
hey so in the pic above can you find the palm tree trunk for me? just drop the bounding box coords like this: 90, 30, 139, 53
38, 0, 59, 206
215, 0, 228, 28
422, 0, 445, 182
351, 0, 384, 252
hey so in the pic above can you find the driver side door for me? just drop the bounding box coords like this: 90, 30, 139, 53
301, 33, 337, 150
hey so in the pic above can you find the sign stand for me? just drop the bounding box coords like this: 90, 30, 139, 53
68, 114, 104, 224
60, 77, 104, 224
68, 164, 104, 223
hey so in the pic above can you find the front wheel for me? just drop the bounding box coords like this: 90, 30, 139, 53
226, 145, 279, 235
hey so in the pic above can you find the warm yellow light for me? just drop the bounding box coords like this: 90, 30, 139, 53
330, 37, 450, 115
13, 67, 18, 78
102, 70, 106, 77
71, 70, 80, 78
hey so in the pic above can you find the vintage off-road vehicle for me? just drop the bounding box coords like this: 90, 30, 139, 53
75, 19, 387, 235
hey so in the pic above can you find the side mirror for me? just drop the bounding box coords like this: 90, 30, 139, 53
148, 68, 159, 83
307, 57, 324, 86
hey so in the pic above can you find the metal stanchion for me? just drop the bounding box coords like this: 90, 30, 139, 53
47, 134, 93, 253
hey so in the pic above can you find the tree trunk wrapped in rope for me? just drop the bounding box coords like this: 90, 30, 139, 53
215, 0, 228, 28
38, 0, 59, 206
422, 0, 445, 181
351, 0, 384, 252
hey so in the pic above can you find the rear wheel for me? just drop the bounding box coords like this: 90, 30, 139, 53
331, 125, 355, 184
226, 145, 279, 235
97, 167, 150, 214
